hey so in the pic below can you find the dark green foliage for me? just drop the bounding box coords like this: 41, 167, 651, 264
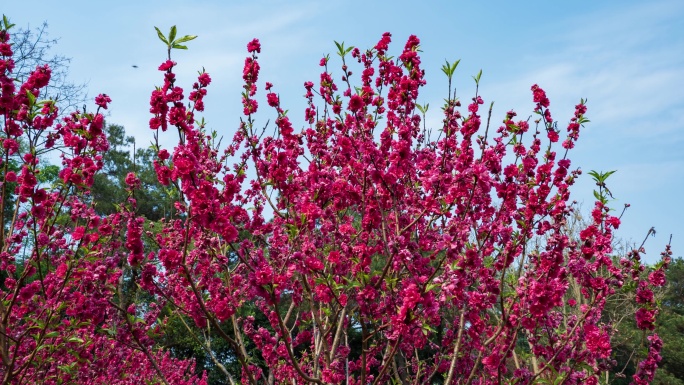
92, 123, 178, 220
653, 257, 684, 384
610, 257, 684, 384
155, 303, 272, 385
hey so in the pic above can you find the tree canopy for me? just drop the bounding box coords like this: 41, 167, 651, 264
0, 16, 675, 385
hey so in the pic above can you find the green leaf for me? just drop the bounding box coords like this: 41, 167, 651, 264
473, 69, 483, 86
35, 344, 54, 353
593, 190, 603, 202
425, 283, 439, 292
589, 169, 616, 184
417, 103, 429, 115
25, 89, 36, 106
333, 41, 353, 58
441, 59, 461, 79
175, 35, 197, 44
451, 59, 460, 74
44, 331, 60, 339
441, 61, 450, 77
168, 25, 177, 43
171, 44, 188, 50
58, 362, 77, 375
2, 15, 15, 30
154, 27, 169, 44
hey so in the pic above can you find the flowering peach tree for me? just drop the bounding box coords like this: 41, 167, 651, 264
0, 17, 204, 385
0, 16, 671, 385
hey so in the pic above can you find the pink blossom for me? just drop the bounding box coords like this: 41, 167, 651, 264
648, 270, 666, 287
158, 60, 175, 71
94, 93, 112, 109
198, 72, 211, 87
246, 38, 261, 53
266, 92, 279, 107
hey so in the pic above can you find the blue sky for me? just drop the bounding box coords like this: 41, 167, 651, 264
4, 0, 683, 263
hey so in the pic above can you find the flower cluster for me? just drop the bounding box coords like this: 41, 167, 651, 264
0, 22, 204, 384
0, 18, 670, 385
135, 32, 669, 385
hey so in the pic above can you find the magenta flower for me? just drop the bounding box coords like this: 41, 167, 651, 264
247, 38, 261, 53
94, 93, 111, 109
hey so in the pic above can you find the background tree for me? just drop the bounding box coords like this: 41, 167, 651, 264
651, 257, 684, 384
89, 123, 243, 382
91, 123, 179, 221
10, 20, 87, 114
606, 254, 682, 385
